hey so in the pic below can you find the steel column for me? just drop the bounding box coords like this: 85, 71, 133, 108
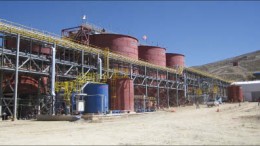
0, 71, 3, 118
51, 43, 56, 115
81, 50, 84, 74
13, 34, 20, 121
176, 73, 179, 106
144, 66, 147, 112
184, 72, 187, 99
156, 69, 159, 109
0, 35, 3, 118
167, 71, 169, 108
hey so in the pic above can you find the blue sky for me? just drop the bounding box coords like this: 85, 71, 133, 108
0, 1, 260, 67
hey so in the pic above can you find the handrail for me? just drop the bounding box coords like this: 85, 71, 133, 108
0, 18, 230, 83
0, 19, 178, 74
185, 67, 232, 83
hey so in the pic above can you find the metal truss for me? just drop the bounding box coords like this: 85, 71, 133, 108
0, 18, 230, 120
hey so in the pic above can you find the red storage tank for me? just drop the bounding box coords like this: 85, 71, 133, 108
3, 75, 39, 94
227, 85, 243, 102
138, 45, 166, 79
32, 45, 52, 55
227, 86, 233, 102
235, 86, 243, 102
138, 45, 166, 67
108, 78, 134, 112
5, 37, 16, 49
166, 53, 185, 68
41, 77, 48, 94
89, 33, 139, 60
4, 36, 51, 55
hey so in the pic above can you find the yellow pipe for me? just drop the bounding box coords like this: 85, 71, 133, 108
0, 20, 230, 83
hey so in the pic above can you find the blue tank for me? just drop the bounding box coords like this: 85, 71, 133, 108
83, 83, 109, 114
70, 92, 77, 113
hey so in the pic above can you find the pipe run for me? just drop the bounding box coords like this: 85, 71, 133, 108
51, 44, 56, 115
80, 82, 90, 93
51, 44, 56, 97
97, 54, 102, 80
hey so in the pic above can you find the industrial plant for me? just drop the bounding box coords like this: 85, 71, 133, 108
1, 18, 248, 121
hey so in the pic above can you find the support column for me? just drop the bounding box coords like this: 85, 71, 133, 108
144, 66, 147, 112
0, 35, 4, 118
176, 73, 179, 107
51, 43, 56, 115
0, 71, 3, 119
130, 64, 133, 79
13, 34, 20, 121
81, 50, 84, 74
184, 72, 187, 99
156, 69, 159, 109
167, 71, 169, 108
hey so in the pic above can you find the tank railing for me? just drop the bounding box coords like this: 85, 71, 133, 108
81, 22, 115, 34
0, 18, 60, 39
0, 18, 230, 83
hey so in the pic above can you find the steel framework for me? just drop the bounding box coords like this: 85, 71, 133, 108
0, 18, 230, 120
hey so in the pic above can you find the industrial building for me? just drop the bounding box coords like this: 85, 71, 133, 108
0, 18, 231, 121
231, 81, 260, 102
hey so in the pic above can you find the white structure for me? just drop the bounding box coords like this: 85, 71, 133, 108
231, 80, 260, 102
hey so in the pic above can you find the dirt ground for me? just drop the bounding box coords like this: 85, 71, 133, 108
0, 102, 259, 145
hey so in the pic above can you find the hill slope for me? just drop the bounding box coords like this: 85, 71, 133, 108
191, 50, 260, 81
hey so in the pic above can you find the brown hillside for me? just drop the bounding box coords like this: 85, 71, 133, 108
191, 50, 260, 81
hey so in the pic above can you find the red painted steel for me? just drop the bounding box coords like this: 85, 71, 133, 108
108, 78, 134, 111
5, 37, 51, 55
5, 37, 16, 49
89, 33, 139, 60
41, 77, 48, 94
227, 85, 243, 102
235, 86, 243, 102
166, 53, 185, 68
3, 75, 39, 94
32, 45, 52, 55
138, 45, 166, 66
138, 45, 166, 79
117, 78, 134, 111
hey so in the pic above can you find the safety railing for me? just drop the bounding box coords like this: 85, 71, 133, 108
0, 18, 230, 83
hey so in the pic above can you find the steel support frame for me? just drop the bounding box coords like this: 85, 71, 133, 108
0, 28, 230, 118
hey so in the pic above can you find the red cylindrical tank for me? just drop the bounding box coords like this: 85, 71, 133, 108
5, 37, 16, 49
89, 33, 139, 60
235, 86, 243, 102
3, 75, 39, 94
117, 78, 134, 111
4, 36, 51, 55
138, 45, 166, 79
227, 85, 243, 102
138, 45, 166, 66
227, 86, 233, 102
41, 77, 48, 94
32, 45, 52, 55
228, 86, 236, 102
108, 78, 134, 112
166, 53, 185, 68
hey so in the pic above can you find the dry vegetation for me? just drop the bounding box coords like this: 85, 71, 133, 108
192, 50, 260, 81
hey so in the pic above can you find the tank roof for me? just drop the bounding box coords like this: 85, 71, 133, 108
138, 45, 166, 50
166, 53, 185, 57
92, 33, 139, 42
